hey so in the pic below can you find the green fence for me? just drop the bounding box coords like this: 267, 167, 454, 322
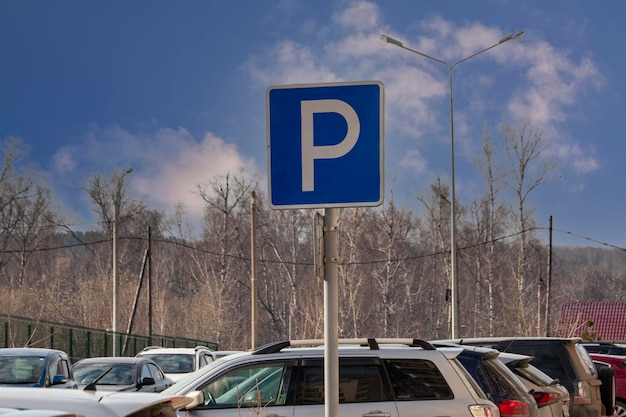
0, 314, 218, 362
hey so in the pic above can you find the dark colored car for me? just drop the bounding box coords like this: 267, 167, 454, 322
584, 344, 626, 356
0, 347, 77, 389
435, 343, 539, 417
589, 354, 626, 417
437, 337, 613, 417
498, 351, 571, 417
72, 356, 173, 392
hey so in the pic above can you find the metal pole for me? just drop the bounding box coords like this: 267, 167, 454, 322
448, 66, 459, 339
251, 191, 258, 349
380, 31, 523, 338
324, 207, 339, 417
112, 168, 132, 357
112, 193, 119, 357
147, 226, 152, 343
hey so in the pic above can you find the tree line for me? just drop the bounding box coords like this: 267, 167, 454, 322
1, 122, 624, 351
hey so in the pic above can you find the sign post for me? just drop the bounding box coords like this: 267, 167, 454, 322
266, 80, 384, 417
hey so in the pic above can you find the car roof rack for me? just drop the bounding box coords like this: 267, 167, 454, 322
252, 338, 435, 355
141, 345, 163, 351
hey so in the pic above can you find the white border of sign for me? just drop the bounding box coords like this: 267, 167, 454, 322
266, 80, 385, 209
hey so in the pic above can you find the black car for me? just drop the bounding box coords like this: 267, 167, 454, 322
583, 343, 626, 356
0, 347, 77, 389
72, 356, 173, 392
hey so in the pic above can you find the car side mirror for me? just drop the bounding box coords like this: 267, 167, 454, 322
52, 375, 68, 385
185, 391, 204, 409
141, 377, 156, 386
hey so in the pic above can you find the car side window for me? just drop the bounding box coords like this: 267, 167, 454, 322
199, 362, 293, 409
141, 363, 152, 380
148, 363, 163, 381
296, 359, 391, 404
384, 359, 453, 400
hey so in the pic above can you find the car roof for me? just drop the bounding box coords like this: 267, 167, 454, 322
0, 348, 67, 357
73, 357, 150, 365
444, 337, 582, 343
137, 346, 211, 354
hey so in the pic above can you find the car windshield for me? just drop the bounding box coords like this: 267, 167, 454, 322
0, 356, 45, 384
140, 353, 194, 373
73, 363, 135, 385
162, 356, 245, 394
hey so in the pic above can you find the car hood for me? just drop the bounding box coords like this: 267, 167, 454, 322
0, 388, 191, 417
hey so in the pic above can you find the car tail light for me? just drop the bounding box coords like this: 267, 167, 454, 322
573, 381, 592, 405
532, 391, 561, 407
497, 399, 530, 417
469, 404, 500, 417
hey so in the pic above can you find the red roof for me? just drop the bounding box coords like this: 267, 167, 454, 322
558, 301, 626, 341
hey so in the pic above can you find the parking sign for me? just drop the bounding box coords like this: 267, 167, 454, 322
266, 80, 384, 209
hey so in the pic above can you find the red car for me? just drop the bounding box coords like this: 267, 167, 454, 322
590, 353, 626, 417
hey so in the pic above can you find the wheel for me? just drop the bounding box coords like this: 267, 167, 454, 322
615, 400, 626, 417
596, 364, 616, 416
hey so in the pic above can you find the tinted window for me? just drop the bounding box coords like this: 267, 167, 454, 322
296, 359, 392, 404
500, 342, 573, 383
142, 354, 194, 373
384, 359, 453, 400
458, 353, 526, 404
140, 363, 151, 379
148, 363, 164, 381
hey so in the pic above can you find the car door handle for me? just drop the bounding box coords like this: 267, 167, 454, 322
363, 411, 391, 417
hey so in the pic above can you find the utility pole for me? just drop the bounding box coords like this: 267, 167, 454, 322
250, 191, 258, 349
112, 168, 132, 357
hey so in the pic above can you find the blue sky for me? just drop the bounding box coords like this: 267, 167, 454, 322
1, 0, 624, 247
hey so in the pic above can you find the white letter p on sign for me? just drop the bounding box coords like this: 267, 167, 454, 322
301, 99, 360, 192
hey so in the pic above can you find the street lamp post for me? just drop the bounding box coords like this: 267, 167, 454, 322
381, 31, 523, 338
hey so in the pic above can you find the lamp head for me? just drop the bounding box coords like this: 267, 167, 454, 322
380, 34, 403, 48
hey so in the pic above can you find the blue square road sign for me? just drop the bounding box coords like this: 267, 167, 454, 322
266, 80, 384, 209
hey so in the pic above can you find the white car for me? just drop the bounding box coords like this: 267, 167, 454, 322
0, 387, 191, 417
162, 338, 500, 417
136, 346, 216, 382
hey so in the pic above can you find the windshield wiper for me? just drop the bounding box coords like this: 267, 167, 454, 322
83, 367, 113, 391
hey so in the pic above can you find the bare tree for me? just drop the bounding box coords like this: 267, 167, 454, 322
503, 121, 557, 334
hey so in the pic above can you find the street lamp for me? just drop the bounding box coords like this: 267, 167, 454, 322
381, 30, 523, 338
112, 167, 133, 356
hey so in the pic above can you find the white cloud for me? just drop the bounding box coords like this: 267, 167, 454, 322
245, 40, 337, 87
332, 1, 381, 32
52, 126, 257, 218
245, 0, 603, 192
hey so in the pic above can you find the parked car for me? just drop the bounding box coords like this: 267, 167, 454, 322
0, 387, 191, 417
162, 338, 500, 417
589, 353, 626, 417
498, 351, 571, 417
433, 343, 539, 417
584, 344, 626, 356
213, 351, 244, 359
0, 348, 77, 389
136, 346, 216, 382
71, 356, 173, 392
435, 337, 613, 417
0, 409, 81, 417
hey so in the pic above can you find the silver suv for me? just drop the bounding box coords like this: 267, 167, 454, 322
162, 338, 500, 417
